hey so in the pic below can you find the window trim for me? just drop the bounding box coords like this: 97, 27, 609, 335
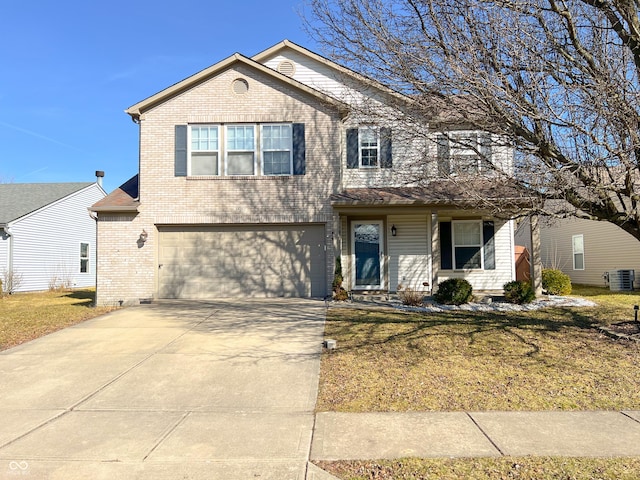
188, 125, 220, 177
572, 234, 585, 270
260, 123, 293, 176
359, 126, 380, 168
80, 242, 90, 274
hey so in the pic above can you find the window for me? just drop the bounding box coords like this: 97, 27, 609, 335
346, 127, 392, 169
359, 127, 379, 167
440, 220, 495, 270
190, 126, 219, 176
453, 221, 482, 269
437, 132, 492, 176
80, 243, 89, 273
572, 234, 585, 270
226, 125, 256, 175
261, 124, 292, 175
176, 123, 305, 177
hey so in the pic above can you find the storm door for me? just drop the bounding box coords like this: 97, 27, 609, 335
352, 221, 384, 289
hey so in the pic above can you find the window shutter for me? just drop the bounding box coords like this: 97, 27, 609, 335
380, 127, 392, 168
480, 132, 492, 170
175, 125, 188, 177
346, 128, 359, 169
437, 134, 450, 175
292, 123, 306, 175
483, 221, 496, 270
440, 221, 453, 270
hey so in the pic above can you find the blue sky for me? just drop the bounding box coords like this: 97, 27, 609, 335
0, 0, 315, 193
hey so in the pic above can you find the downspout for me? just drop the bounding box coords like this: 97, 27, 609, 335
2, 225, 13, 293
88, 210, 98, 305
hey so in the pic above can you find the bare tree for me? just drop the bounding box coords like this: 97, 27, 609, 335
305, 0, 640, 240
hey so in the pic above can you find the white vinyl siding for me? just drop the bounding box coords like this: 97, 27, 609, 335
7, 184, 104, 292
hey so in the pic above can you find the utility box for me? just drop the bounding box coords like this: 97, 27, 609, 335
609, 269, 635, 291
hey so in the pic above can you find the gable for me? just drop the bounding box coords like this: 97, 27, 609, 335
0, 183, 95, 225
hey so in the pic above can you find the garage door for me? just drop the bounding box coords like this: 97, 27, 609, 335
158, 225, 327, 299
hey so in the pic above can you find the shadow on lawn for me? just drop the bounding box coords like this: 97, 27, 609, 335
326, 306, 598, 356
63, 289, 96, 306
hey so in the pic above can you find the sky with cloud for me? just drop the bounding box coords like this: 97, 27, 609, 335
0, 0, 314, 192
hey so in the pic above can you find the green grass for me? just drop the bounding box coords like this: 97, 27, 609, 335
318, 285, 640, 412
0, 289, 115, 350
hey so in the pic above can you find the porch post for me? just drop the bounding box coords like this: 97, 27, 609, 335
530, 215, 543, 295
431, 212, 439, 292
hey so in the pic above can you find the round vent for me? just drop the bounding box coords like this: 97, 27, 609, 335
232, 78, 249, 95
277, 60, 296, 77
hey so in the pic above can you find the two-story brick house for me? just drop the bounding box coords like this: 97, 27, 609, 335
92, 40, 523, 305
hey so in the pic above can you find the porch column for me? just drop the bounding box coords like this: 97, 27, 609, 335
530, 215, 543, 295
431, 212, 439, 291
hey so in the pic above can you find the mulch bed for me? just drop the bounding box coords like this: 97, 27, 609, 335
600, 321, 640, 341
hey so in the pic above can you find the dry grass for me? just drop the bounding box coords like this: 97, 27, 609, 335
315, 457, 640, 480
317, 285, 640, 412
0, 289, 115, 350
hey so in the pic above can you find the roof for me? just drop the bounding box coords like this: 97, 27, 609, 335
0, 182, 94, 225
91, 175, 139, 212
125, 49, 348, 119
330, 181, 535, 208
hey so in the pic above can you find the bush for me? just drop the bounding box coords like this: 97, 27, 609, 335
542, 268, 572, 295
503, 280, 536, 304
332, 257, 349, 301
434, 278, 473, 305
397, 285, 425, 306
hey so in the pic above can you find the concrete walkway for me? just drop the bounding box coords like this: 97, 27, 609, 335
0, 299, 326, 480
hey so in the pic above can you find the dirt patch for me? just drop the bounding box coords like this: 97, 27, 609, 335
600, 321, 640, 341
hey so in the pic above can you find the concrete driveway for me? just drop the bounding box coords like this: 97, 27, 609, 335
0, 298, 326, 480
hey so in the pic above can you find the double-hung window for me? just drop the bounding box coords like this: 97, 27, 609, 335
261, 124, 292, 175
437, 132, 492, 176
80, 242, 89, 273
440, 220, 495, 270
226, 125, 256, 175
190, 126, 219, 176
453, 221, 483, 269
572, 234, 585, 270
359, 127, 379, 167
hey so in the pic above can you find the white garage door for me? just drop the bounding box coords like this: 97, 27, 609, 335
158, 225, 327, 299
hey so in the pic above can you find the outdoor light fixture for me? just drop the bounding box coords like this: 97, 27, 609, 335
139, 230, 148, 243
391, 225, 397, 236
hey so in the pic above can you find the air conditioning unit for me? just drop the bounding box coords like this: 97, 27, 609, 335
609, 269, 635, 291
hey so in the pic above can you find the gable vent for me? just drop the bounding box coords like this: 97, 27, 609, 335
277, 60, 296, 77
232, 78, 249, 95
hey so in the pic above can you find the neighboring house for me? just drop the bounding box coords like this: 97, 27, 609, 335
0, 179, 106, 292
92, 40, 529, 306
539, 216, 640, 288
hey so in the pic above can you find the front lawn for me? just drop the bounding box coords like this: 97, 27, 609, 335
317, 285, 640, 412
0, 289, 115, 350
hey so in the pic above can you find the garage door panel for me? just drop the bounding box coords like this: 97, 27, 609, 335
158, 225, 326, 299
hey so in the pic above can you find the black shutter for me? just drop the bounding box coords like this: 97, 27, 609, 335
292, 123, 306, 175
440, 221, 453, 270
380, 127, 392, 168
175, 125, 188, 177
480, 132, 492, 171
437, 134, 450, 176
346, 128, 359, 169
483, 221, 496, 270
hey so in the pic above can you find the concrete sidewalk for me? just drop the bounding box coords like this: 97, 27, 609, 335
310, 411, 640, 462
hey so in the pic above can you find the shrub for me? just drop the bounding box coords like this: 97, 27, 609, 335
542, 268, 572, 295
434, 278, 473, 305
332, 257, 349, 301
397, 285, 424, 306
503, 280, 536, 304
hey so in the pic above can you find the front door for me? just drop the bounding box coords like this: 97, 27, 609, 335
352, 221, 384, 289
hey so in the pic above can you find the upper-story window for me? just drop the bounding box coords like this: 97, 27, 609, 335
346, 126, 392, 169
437, 132, 492, 176
226, 125, 256, 175
190, 126, 219, 176
177, 123, 305, 177
261, 124, 292, 175
359, 127, 379, 167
